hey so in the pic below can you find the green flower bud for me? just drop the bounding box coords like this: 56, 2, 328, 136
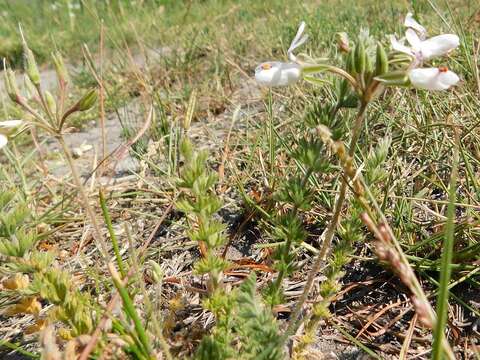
346, 49, 356, 76
24, 74, 36, 99
76, 88, 97, 111
354, 40, 366, 74
45, 91, 57, 115
4, 69, 19, 102
374, 42, 389, 76
52, 51, 69, 86
24, 47, 40, 86
374, 71, 410, 87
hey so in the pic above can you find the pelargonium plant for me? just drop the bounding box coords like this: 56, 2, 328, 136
254, 12, 460, 359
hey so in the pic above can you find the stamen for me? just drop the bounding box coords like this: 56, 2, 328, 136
261, 63, 272, 70
438, 66, 448, 73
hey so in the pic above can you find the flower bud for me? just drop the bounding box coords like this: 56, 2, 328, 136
52, 51, 69, 86
345, 50, 356, 76
374, 71, 410, 87
374, 42, 389, 76
4, 69, 19, 102
76, 88, 97, 111
24, 47, 41, 86
45, 91, 57, 115
336, 32, 350, 53
24, 74, 36, 99
354, 40, 366, 74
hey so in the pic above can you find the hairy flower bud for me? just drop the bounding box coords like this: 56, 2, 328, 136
4, 69, 20, 102
76, 88, 97, 111
354, 40, 366, 74
24, 47, 41, 86
375, 42, 389, 76
336, 32, 350, 53
52, 51, 69, 86
45, 90, 57, 115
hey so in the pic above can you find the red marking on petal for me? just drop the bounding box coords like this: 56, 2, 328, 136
438, 66, 449, 73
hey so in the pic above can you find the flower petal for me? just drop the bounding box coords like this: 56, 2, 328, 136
0, 120, 23, 129
255, 62, 302, 87
288, 21, 306, 52
287, 22, 308, 61
404, 12, 427, 39
437, 70, 460, 88
0, 134, 7, 149
0, 120, 24, 136
405, 28, 422, 51
390, 35, 414, 56
409, 68, 459, 91
419, 34, 459, 60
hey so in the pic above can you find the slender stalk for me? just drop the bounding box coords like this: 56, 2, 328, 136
432, 126, 459, 360
57, 136, 108, 257
267, 89, 275, 187
283, 100, 368, 338
99, 189, 126, 277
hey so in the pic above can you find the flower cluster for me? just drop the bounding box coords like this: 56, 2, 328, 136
391, 12, 459, 90
254, 12, 461, 92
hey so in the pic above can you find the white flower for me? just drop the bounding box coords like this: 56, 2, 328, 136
409, 67, 459, 91
0, 120, 24, 149
255, 62, 302, 87
255, 22, 307, 87
390, 13, 459, 62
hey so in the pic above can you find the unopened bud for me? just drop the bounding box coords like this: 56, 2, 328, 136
336, 32, 350, 53
76, 88, 97, 111
45, 91, 57, 115
24, 74, 36, 99
52, 51, 69, 86
354, 40, 366, 74
346, 50, 356, 76
374, 42, 389, 76
24, 47, 41, 86
374, 71, 410, 87
4, 69, 19, 102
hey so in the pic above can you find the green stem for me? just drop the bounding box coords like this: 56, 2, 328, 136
267, 89, 275, 187
109, 263, 153, 357
99, 189, 126, 277
432, 127, 459, 360
283, 100, 368, 339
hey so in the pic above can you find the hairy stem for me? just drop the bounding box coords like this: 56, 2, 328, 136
283, 100, 368, 338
